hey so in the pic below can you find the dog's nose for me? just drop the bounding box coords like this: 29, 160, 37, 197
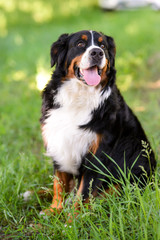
90, 48, 104, 60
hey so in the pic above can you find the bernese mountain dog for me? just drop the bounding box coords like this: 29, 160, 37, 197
40, 30, 156, 218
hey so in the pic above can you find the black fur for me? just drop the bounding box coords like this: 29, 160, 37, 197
40, 30, 156, 201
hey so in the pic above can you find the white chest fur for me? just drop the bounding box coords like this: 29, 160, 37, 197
42, 79, 111, 175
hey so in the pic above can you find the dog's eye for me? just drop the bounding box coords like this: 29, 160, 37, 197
77, 42, 86, 48
100, 44, 105, 49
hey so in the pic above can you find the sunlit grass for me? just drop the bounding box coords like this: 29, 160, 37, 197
36, 67, 50, 91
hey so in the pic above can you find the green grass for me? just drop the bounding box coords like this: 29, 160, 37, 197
0, 0, 160, 239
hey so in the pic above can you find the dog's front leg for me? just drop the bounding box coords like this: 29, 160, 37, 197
46, 170, 72, 214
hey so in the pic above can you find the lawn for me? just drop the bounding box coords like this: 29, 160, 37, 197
0, 0, 160, 239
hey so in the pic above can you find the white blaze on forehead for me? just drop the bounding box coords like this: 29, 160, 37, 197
90, 30, 94, 46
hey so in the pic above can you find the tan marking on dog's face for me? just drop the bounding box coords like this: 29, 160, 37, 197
66, 55, 83, 78
81, 34, 88, 41
99, 58, 110, 88
101, 59, 109, 80
98, 36, 103, 43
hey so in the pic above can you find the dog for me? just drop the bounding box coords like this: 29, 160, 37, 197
40, 30, 156, 219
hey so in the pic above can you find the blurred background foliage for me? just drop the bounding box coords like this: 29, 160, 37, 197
0, 0, 97, 26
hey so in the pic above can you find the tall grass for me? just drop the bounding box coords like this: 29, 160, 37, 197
1, 156, 159, 239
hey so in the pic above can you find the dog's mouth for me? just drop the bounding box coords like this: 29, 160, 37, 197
74, 65, 102, 86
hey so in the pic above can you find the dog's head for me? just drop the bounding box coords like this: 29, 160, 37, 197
51, 30, 116, 87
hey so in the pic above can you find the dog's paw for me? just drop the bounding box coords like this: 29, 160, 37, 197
39, 205, 63, 218
39, 207, 56, 219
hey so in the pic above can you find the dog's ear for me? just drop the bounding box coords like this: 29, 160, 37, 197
50, 33, 69, 68
105, 35, 116, 67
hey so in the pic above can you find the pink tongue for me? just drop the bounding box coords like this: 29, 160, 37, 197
82, 67, 101, 86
